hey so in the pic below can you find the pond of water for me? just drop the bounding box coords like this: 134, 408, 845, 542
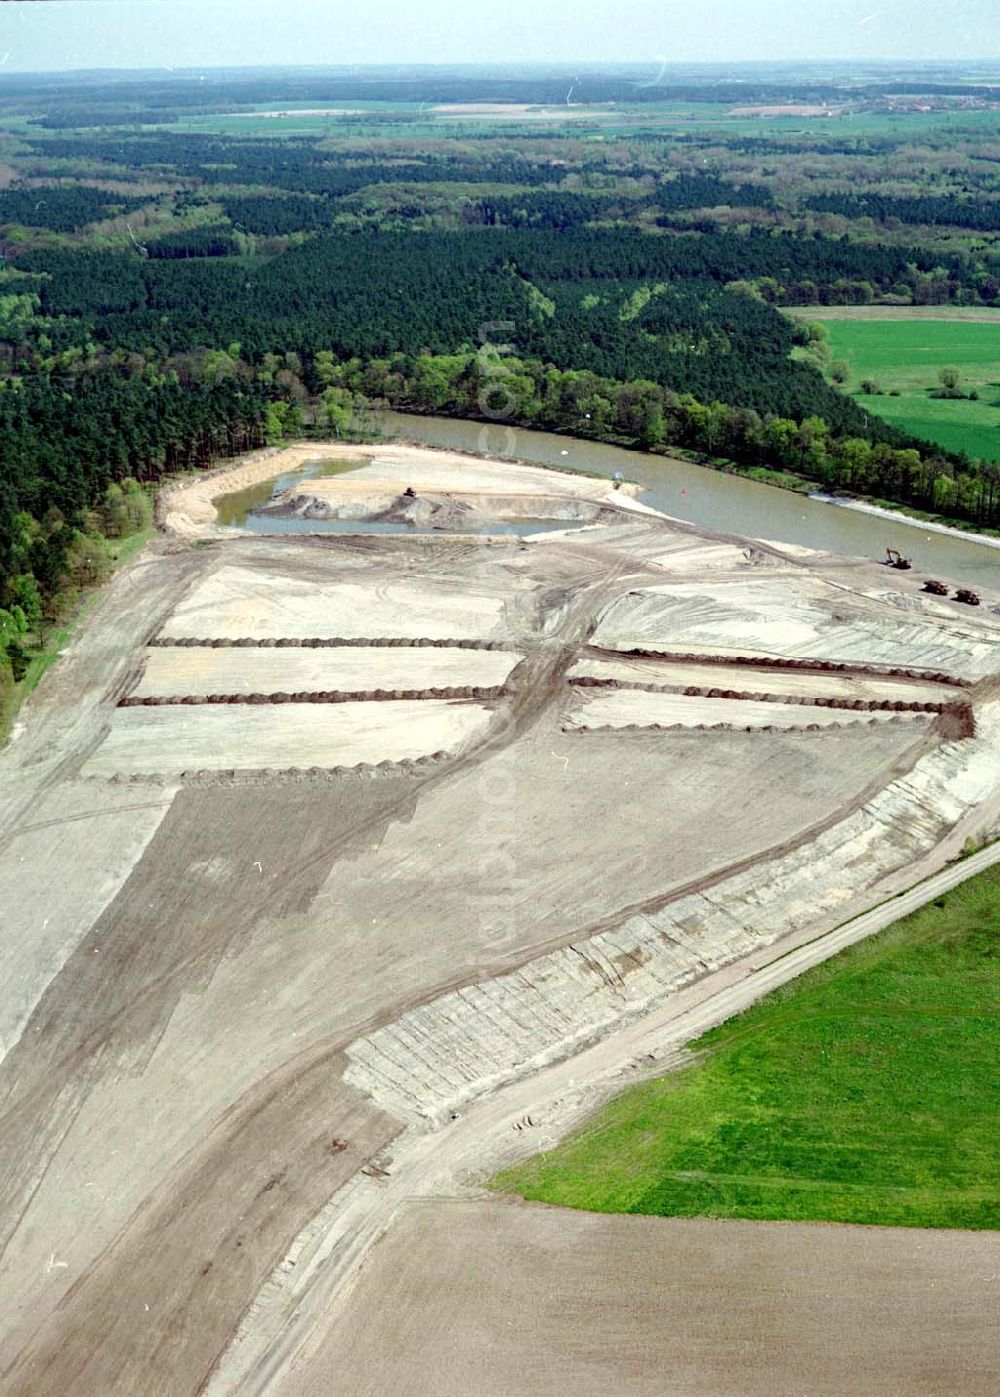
214, 454, 589, 537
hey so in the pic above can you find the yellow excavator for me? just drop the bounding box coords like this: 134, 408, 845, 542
884, 547, 912, 570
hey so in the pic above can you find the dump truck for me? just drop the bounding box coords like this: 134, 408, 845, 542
955, 588, 981, 606
923, 579, 949, 596
884, 547, 912, 570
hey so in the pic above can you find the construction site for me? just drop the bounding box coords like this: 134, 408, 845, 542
0, 440, 998, 1395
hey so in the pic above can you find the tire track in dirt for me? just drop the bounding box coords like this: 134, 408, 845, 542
1, 1048, 400, 1397
3, 507, 993, 1395
319, 721, 940, 1047
216, 843, 1000, 1397
0, 554, 628, 1392
0, 544, 205, 847
0, 536, 629, 1392
0, 777, 423, 1268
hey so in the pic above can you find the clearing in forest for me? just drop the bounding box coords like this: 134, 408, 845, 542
807, 315, 1000, 463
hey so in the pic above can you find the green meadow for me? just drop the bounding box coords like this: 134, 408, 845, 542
494, 864, 1000, 1230
819, 316, 1000, 462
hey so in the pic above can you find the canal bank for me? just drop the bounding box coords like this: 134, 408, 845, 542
378, 411, 1000, 590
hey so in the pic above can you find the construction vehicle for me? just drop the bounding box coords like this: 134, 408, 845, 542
955, 588, 981, 606
884, 547, 912, 570
923, 579, 949, 596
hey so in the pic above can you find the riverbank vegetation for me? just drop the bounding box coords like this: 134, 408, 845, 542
4, 334, 998, 717
494, 865, 1000, 1230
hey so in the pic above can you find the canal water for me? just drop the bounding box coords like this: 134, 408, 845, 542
378, 411, 1000, 589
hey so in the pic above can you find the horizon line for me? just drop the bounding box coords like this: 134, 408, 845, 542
2, 58, 1000, 79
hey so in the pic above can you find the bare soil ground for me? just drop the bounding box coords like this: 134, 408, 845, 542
134, 645, 521, 697
568, 654, 959, 704
272, 452, 644, 532
431, 103, 612, 120
0, 781, 177, 1062
157, 563, 514, 642
83, 699, 495, 775
563, 687, 927, 731
1, 446, 998, 1396
279, 449, 641, 501
275, 1198, 1000, 1397
591, 575, 1000, 678
729, 103, 841, 116
160, 440, 640, 539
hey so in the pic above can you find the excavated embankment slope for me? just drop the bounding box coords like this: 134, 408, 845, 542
343, 696, 1000, 1123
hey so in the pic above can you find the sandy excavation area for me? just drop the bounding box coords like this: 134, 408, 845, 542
592, 574, 1000, 678
569, 653, 961, 704
158, 563, 512, 642
274, 448, 638, 499
0, 781, 177, 1061
275, 1199, 1000, 1397
1, 442, 999, 1397
82, 700, 495, 776
160, 439, 643, 538
563, 687, 929, 732
268, 449, 643, 530
133, 645, 521, 698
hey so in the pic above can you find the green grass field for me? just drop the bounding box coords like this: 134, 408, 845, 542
494, 864, 1000, 1230
818, 317, 1000, 463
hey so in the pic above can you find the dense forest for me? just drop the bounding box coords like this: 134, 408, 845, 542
16, 226, 995, 365
13, 224, 970, 449
805, 191, 1000, 231
144, 225, 241, 259
0, 185, 146, 233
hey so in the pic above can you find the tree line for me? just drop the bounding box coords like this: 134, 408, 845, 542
319, 349, 1000, 530
12, 69, 999, 126
805, 190, 1000, 231
0, 370, 275, 703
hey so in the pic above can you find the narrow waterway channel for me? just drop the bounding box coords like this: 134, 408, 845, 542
379, 411, 1000, 589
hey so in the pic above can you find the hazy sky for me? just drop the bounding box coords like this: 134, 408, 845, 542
0, 1, 996, 73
